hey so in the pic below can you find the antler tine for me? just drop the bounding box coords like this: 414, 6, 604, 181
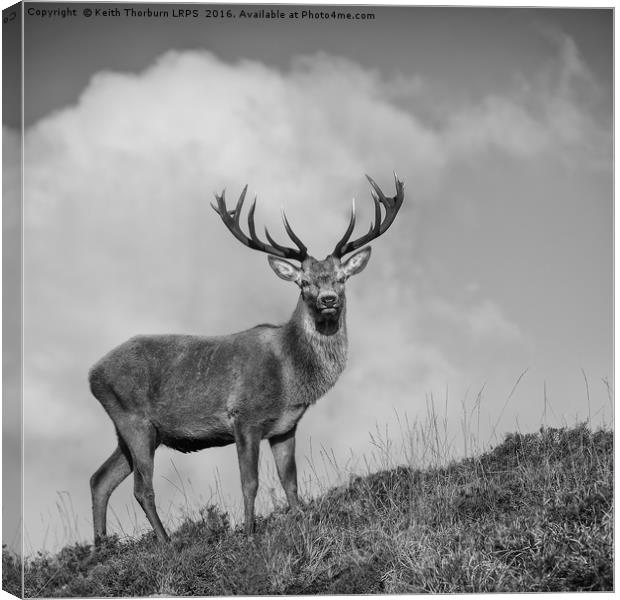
370, 191, 382, 235
332, 174, 405, 258
210, 189, 226, 216
281, 209, 308, 256
332, 198, 357, 257
212, 186, 308, 261
247, 197, 261, 245
264, 225, 300, 256
232, 185, 248, 226
366, 175, 388, 204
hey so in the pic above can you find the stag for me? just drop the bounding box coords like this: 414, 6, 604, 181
89, 174, 404, 544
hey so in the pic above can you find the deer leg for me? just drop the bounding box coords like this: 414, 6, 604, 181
90, 444, 132, 545
234, 425, 261, 535
116, 418, 169, 543
132, 460, 169, 543
269, 427, 300, 511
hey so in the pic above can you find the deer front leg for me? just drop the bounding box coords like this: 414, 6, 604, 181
115, 416, 169, 543
234, 424, 261, 535
269, 426, 300, 511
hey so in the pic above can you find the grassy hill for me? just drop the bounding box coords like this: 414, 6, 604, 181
4, 423, 613, 596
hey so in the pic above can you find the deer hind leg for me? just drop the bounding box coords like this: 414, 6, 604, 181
90, 442, 132, 545
234, 424, 261, 535
269, 427, 300, 511
115, 416, 169, 543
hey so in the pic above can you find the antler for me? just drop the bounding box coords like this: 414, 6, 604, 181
332, 173, 405, 258
211, 186, 308, 261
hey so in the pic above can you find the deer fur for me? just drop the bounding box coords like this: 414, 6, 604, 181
89, 251, 369, 543
89, 175, 403, 545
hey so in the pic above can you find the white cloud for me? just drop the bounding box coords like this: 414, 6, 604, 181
467, 299, 523, 342
440, 31, 608, 165
427, 295, 523, 344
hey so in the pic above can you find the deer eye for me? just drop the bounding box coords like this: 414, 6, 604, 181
300, 279, 311, 288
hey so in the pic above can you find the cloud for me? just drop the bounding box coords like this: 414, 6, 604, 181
467, 299, 523, 342
16, 35, 610, 550
440, 33, 608, 166
427, 296, 523, 344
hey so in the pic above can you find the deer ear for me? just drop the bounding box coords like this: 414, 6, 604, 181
268, 255, 301, 282
341, 246, 372, 278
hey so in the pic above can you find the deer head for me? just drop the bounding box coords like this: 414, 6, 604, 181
211, 174, 405, 335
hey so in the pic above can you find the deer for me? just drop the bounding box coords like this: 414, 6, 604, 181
88, 174, 404, 544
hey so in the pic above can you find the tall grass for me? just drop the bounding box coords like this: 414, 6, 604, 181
5, 378, 613, 596
5, 416, 612, 597
18, 371, 613, 558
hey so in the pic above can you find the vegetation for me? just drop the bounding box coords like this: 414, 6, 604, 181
4, 423, 613, 596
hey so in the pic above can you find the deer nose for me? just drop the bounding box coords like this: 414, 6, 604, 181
318, 292, 338, 308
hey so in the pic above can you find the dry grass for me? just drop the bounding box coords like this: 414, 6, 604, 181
4, 422, 612, 596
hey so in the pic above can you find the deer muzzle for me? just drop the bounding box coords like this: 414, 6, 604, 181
316, 291, 341, 316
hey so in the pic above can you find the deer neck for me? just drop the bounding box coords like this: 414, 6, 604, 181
283, 295, 348, 405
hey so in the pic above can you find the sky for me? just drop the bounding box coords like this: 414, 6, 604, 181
3, 3, 613, 555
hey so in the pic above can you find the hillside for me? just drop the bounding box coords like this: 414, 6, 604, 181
4, 423, 613, 596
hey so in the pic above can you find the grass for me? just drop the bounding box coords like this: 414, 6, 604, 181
3, 422, 613, 596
